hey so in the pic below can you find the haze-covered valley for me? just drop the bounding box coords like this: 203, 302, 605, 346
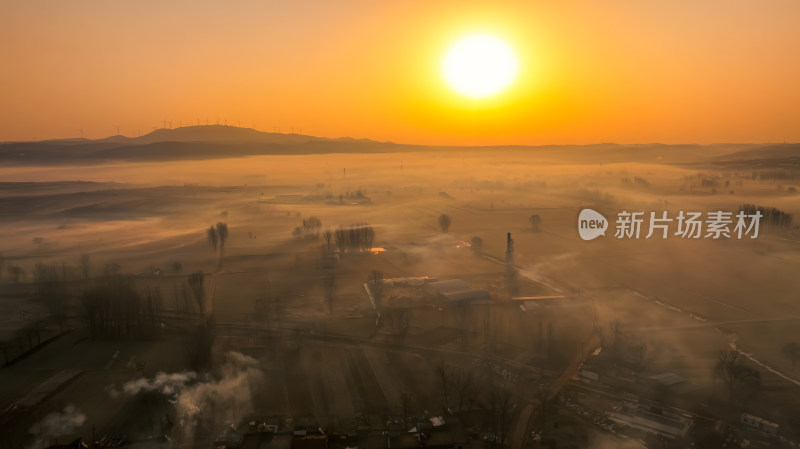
2, 126, 800, 449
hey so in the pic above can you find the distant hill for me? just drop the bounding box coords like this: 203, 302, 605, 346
0, 125, 399, 165
99, 125, 381, 145
0, 125, 788, 166
119, 125, 329, 145
712, 143, 800, 161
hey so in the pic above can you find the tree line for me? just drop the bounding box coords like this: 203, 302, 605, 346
82, 273, 163, 340
739, 203, 793, 227
335, 223, 375, 253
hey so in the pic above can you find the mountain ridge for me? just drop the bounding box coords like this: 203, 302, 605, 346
0, 125, 792, 166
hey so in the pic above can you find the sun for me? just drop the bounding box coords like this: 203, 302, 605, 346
443, 34, 518, 99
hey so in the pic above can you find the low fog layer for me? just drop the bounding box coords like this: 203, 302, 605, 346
1, 127, 799, 448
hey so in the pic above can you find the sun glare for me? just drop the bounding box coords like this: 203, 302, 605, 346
443, 34, 518, 99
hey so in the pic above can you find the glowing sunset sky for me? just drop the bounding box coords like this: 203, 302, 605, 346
1, 0, 799, 144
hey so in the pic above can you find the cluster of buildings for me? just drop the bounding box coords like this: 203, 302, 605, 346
42, 417, 473, 449
607, 401, 693, 440
575, 348, 792, 447
211, 416, 471, 449
370, 277, 493, 309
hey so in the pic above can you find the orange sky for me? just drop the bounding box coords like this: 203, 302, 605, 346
1, 1, 799, 145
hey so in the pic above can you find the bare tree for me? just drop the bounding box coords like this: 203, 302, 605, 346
33, 263, 65, 327
0, 252, 4, 281
399, 390, 414, 428
78, 253, 91, 280
216, 222, 228, 268
438, 214, 451, 233
608, 320, 623, 355
253, 298, 270, 342
21, 320, 43, 347
143, 286, 163, 340
187, 271, 206, 315
302, 216, 322, 238
104, 262, 121, 276
335, 223, 375, 253
7, 264, 24, 283
318, 227, 338, 268
529, 214, 542, 231
454, 300, 471, 346
628, 341, 649, 378
453, 370, 476, 411
82, 274, 161, 340
783, 342, 800, 369
172, 261, 183, 273
323, 274, 336, 315
207, 222, 229, 269
715, 349, 761, 403
486, 382, 520, 448
207, 225, 218, 252
436, 360, 452, 412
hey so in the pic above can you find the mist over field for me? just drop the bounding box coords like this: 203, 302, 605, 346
1, 126, 800, 448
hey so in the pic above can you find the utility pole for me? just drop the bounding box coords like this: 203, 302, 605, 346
505, 232, 514, 264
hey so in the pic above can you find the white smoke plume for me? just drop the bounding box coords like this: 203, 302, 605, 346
119, 371, 198, 397
27, 404, 87, 449
113, 352, 264, 446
